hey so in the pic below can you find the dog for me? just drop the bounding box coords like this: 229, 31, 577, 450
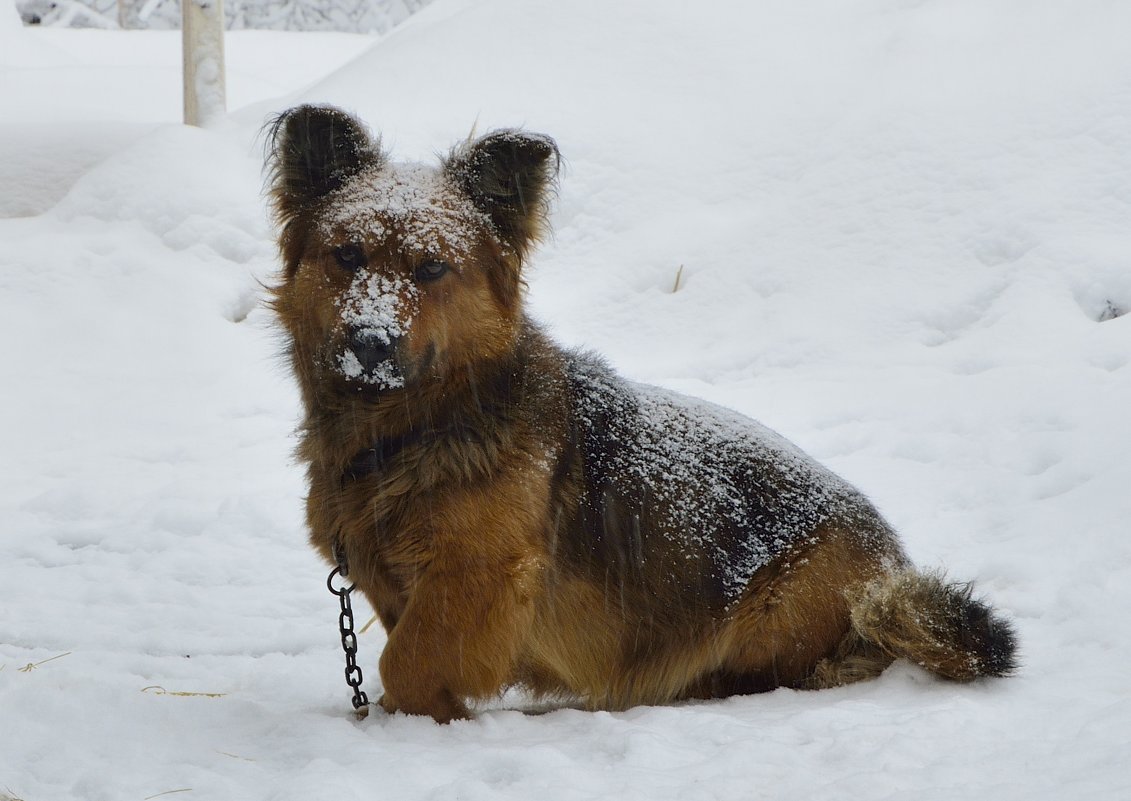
266, 105, 1016, 723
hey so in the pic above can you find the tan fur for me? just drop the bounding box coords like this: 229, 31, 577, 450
714, 530, 900, 691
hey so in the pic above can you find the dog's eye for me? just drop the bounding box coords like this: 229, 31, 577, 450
415, 260, 450, 283
333, 244, 367, 271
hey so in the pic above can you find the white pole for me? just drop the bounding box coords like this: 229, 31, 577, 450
182, 0, 226, 126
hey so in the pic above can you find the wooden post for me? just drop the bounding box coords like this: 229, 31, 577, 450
182, 0, 226, 126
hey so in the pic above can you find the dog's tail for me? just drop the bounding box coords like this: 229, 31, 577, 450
847, 570, 1017, 681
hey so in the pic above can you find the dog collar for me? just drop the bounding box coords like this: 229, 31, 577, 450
342, 431, 420, 483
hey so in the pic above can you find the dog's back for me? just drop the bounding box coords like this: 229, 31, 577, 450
556, 349, 896, 608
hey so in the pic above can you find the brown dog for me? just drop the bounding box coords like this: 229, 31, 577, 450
266, 105, 1016, 723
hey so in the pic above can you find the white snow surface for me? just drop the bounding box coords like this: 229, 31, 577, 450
2, 1, 1130, 799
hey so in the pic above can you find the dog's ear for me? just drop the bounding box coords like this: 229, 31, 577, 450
265, 105, 382, 225
445, 130, 560, 259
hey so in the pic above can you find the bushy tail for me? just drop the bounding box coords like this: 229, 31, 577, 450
848, 570, 1018, 681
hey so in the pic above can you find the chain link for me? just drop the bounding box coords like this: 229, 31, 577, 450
327, 542, 370, 713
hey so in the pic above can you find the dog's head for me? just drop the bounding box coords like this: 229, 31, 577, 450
266, 105, 558, 398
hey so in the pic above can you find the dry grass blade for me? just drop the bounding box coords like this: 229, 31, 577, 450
358, 612, 380, 634
216, 751, 255, 762
141, 686, 227, 699
17, 652, 72, 672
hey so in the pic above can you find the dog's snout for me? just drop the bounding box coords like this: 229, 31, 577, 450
348, 329, 398, 371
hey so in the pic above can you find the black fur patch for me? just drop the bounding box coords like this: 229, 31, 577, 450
957, 591, 1019, 676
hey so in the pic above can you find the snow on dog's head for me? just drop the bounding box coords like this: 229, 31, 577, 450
265, 105, 559, 400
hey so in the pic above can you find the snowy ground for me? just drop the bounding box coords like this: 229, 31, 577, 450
3, 1, 1131, 799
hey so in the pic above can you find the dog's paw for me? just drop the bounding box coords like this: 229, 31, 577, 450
377, 690, 471, 724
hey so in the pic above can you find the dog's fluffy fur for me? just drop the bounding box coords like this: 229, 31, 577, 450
266, 105, 1017, 722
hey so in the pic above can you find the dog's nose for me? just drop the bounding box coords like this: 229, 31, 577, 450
348, 329, 398, 371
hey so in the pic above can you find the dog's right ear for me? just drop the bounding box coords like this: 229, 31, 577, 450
265, 105, 381, 225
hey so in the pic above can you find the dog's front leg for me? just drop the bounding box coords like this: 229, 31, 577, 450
378, 550, 541, 723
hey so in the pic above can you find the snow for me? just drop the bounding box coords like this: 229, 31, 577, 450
2, 1, 1130, 799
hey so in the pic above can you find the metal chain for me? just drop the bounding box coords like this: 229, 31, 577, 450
327, 542, 370, 714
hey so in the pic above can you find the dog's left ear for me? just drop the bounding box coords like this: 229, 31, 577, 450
445, 130, 560, 259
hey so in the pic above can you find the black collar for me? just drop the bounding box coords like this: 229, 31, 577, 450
339, 359, 522, 485
342, 430, 421, 483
